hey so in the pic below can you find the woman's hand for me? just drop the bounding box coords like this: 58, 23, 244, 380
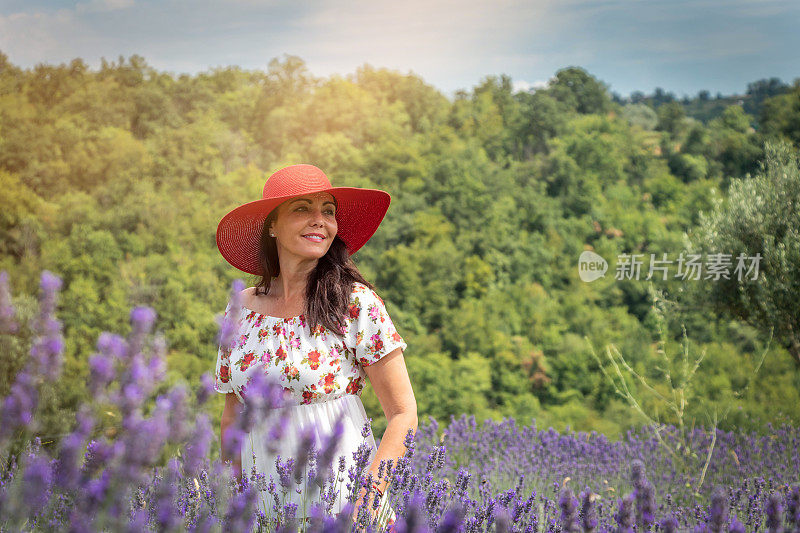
350, 485, 381, 526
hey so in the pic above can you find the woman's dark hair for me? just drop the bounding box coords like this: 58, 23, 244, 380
254, 205, 375, 336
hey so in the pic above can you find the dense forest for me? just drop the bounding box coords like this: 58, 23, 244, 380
1, 51, 799, 458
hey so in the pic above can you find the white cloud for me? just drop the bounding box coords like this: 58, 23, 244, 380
512, 79, 549, 93
0, 9, 84, 65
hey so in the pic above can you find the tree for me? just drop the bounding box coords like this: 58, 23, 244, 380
546, 67, 612, 115
655, 102, 687, 137
690, 140, 800, 366
758, 83, 800, 148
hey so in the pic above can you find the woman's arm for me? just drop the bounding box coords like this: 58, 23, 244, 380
220, 392, 244, 481
361, 347, 418, 494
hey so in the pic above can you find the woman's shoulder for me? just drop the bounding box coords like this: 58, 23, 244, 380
350, 281, 376, 299
349, 282, 387, 307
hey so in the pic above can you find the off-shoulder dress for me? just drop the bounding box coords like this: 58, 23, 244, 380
213, 282, 406, 524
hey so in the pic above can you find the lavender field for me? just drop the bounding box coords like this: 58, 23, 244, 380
1, 271, 798, 532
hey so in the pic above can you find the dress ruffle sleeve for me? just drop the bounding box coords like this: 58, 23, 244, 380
344, 284, 408, 368
214, 301, 235, 394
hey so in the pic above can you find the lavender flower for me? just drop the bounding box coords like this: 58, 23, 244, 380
707, 487, 729, 533
21, 454, 53, 517
580, 489, 598, 533
614, 493, 635, 533
559, 485, 580, 533
183, 413, 213, 479
765, 492, 783, 533
292, 423, 317, 486
787, 485, 800, 532
54, 406, 94, 492
728, 516, 746, 533
659, 515, 679, 533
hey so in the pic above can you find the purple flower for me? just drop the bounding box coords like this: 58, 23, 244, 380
392, 491, 431, 533
361, 417, 372, 438
54, 407, 94, 491
22, 454, 54, 516
315, 415, 345, 486
614, 493, 635, 533
580, 489, 598, 532
493, 505, 512, 533
728, 516, 746, 533
88, 352, 116, 395
707, 486, 729, 533
130, 306, 156, 333
437, 501, 467, 533
183, 413, 213, 478
292, 423, 317, 485
787, 485, 800, 531
217, 280, 245, 348
196, 372, 215, 405
765, 492, 783, 533
153, 458, 182, 531
223, 480, 258, 532
96, 332, 127, 359
559, 485, 580, 533
40, 270, 63, 294
1, 371, 38, 439
276, 455, 296, 492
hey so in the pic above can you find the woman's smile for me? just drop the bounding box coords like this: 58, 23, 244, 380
302, 233, 325, 243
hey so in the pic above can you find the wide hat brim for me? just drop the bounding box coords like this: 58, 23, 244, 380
216, 186, 390, 276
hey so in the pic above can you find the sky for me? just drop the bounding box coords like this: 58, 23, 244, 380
1, 0, 798, 100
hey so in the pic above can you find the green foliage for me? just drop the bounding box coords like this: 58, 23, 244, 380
690, 139, 800, 366
758, 82, 800, 148
587, 285, 772, 493
622, 103, 658, 131
0, 54, 799, 451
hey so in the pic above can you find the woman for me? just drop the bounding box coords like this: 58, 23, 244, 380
213, 164, 417, 528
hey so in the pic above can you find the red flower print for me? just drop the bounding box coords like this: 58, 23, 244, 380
348, 302, 360, 320
369, 333, 384, 355
302, 388, 321, 404
275, 345, 288, 361
346, 376, 362, 394
284, 365, 300, 382
306, 350, 322, 370
219, 365, 230, 383
258, 328, 269, 342
253, 315, 264, 328
246, 310, 258, 321
321, 373, 337, 393
239, 351, 256, 371
391, 330, 403, 343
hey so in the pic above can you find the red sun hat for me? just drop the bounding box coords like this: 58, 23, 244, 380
216, 164, 391, 276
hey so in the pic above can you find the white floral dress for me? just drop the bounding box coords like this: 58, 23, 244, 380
214, 282, 406, 524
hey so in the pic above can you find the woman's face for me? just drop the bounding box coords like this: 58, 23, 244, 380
269, 192, 338, 262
